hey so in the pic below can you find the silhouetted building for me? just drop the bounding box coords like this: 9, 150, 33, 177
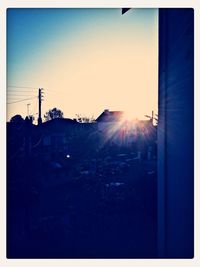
95, 109, 156, 151
96, 109, 124, 122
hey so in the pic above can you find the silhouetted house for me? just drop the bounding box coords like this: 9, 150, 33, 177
31, 118, 99, 161
7, 110, 156, 163
95, 109, 157, 159
33, 118, 78, 160
96, 109, 155, 140
96, 109, 124, 123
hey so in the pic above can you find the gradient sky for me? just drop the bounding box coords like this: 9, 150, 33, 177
7, 8, 158, 122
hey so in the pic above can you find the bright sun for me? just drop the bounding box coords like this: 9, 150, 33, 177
122, 110, 138, 121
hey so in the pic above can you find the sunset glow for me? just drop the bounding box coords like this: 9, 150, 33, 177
7, 8, 158, 122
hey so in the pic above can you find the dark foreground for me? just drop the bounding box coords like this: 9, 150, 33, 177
7, 153, 157, 258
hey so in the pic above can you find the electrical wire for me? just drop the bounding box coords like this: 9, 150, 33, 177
7, 94, 36, 98
7, 89, 37, 93
7, 91, 36, 94
7, 85, 38, 89
7, 97, 37, 104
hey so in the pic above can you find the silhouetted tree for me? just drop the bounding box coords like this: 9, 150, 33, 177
44, 108, 64, 121
10, 114, 24, 127
75, 114, 95, 123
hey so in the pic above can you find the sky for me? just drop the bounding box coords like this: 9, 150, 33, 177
7, 8, 158, 122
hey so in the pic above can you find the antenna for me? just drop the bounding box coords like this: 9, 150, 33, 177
27, 103, 30, 118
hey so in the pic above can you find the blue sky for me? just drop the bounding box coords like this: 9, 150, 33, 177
7, 8, 158, 121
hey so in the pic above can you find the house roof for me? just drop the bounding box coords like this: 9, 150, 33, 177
35, 118, 78, 134
41, 118, 77, 126
96, 110, 124, 122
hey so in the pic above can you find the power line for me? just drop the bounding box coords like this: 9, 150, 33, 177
7, 93, 37, 100
7, 92, 36, 94
7, 85, 38, 89
7, 98, 35, 102
7, 97, 37, 105
7, 89, 36, 92
7, 94, 36, 97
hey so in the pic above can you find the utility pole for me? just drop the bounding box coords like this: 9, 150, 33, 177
38, 88, 44, 125
27, 103, 30, 118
